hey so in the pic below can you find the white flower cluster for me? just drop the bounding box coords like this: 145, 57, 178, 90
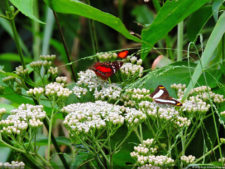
221, 111, 225, 117
171, 83, 186, 99
126, 55, 143, 65
189, 86, 211, 95
122, 88, 151, 107
40, 54, 56, 61
120, 63, 143, 78
182, 96, 210, 114
138, 164, 161, 169
131, 139, 157, 158
77, 69, 107, 91
45, 82, 72, 98
56, 76, 67, 85
48, 66, 58, 75
2, 76, 15, 83
0, 104, 46, 134
15, 66, 28, 76
96, 52, 117, 61
180, 155, 196, 164
218, 157, 225, 163
30, 60, 52, 68
0, 108, 6, 117
131, 138, 174, 167
139, 102, 190, 127
72, 86, 88, 98
0, 161, 25, 169
125, 107, 146, 126
94, 83, 122, 101
63, 101, 124, 135
27, 87, 44, 96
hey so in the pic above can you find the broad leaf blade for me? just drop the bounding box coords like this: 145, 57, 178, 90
183, 11, 225, 100
187, 6, 212, 42
141, 0, 210, 59
44, 0, 141, 42
9, 0, 44, 24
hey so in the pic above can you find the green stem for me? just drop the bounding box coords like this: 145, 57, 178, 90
86, 0, 98, 53
47, 99, 55, 161
152, 0, 161, 12
194, 143, 223, 163
52, 11, 76, 81
177, 21, 183, 61
0, 137, 26, 153
9, 15, 25, 68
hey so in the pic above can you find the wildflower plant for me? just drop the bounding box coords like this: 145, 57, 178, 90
1, 0, 225, 168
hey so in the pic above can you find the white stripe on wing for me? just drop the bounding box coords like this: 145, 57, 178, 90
153, 90, 164, 99
154, 98, 176, 104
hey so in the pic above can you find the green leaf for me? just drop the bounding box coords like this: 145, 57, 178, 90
187, 6, 212, 42
131, 5, 154, 26
0, 53, 32, 63
183, 11, 225, 100
212, 0, 224, 21
44, 0, 141, 42
9, 0, 44, 24
130, 62, 221, 98
141, 0, 210, 59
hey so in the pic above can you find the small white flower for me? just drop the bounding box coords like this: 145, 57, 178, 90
120, 63, 143, 78
15, 66, 28, 76
181, 155, 196, 164
45, 82, 72, 98
48, 66, 58, 75
40, 54, 56, 61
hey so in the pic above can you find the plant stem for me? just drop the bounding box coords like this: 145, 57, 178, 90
9, 15, 25, 68
53, 11, 76, 81
47, 108, 54, 161
86, 0, 98, 53
152, 0, 161, 12
177, 21, 183, 61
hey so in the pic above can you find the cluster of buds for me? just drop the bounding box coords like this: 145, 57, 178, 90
48, 66, 58, 76
45, 82, 72, 98
182, 96, 210, 114
15, 66, 28, 76
0, 108, 6, 118
120, 63, 143, 78
0, 161, 25, 169
27, 87, 44, 96
72, 86, 88, 98
180, 155, 196, 164
62, 101, 125, 135
218, 157, 225, 163
131, 138, 174, 167
171, 83, 186, 99
139, 101, 190, 128
40, 54, 56, 61
125, 107, 146, 126
96, 52, 117, 61
94, 83, 122, 101
126, 55, 142, 65
121, 88, 151, 107
30, 60, 52, 69
2, 76, 15, 83
56, 76, 67, 85
138, 164, 161, 169
0, 104, 46, 135
77, 69, 107, 91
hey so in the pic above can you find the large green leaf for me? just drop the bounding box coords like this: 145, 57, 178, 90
187, 6, 212, 42
44, 0, 141, 42
9, 0, 44, 23
0, 53, 32, 63
141, 0, 210, 59
183, 11, 225, 100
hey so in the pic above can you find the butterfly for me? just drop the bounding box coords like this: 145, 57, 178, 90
91, 61, 123, 80
117, 50, 129, 59
150, 85, 182, 106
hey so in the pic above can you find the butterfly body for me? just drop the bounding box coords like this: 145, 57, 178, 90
91, 61, 123, 80
150, 85, 182, 106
